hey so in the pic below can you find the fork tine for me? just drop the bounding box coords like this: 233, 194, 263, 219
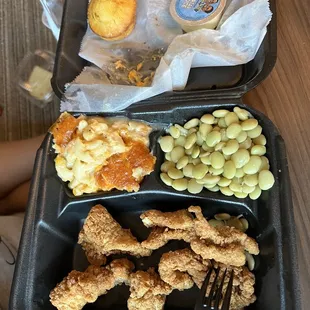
206, 268, 220, 307
214, 269, 227, 309
221, 270, 234, 310
194, 267, 213, 310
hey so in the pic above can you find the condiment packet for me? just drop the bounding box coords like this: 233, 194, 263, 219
164, 0, 272, 89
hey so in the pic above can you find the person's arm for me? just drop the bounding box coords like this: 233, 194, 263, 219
0, 181, 31, 215
0, 135, 44, 199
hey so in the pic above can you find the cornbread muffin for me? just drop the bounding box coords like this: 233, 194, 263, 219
88, 0, 137, 41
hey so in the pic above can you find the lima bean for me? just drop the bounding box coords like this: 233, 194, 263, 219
192, 164, 209, 179
231, 149, 250, 168
167, 167, 184, 179
259, 156, 270, 171
249, 186, 262, 200
198, 174, 221, 185
160, 173, 173, 186
244, 174, 258, 187
229, 181, 242, 192
174, 124, 188, 136
246, 252, 255, 271
191, 146, 200, 159
185, 146, 194, 155
236, 131, 247, 143
213, 109, 229, 118
207, 185, 220, 192
235, 168, 245, 178
203, 183, 218, 189
239, 137, 252, 150
241, 119, 258, 131
218, 177, 231, 187
172, 179, 188, 191
183, 164, 194, 178
234, 191, 248, 198
171, 146, 185, 163
220, 186, 234, 196
214, 213, 231, 220
184, 133, 197, 150
209, 166, 224, 176
210, 151, 225, 169
240, 218, 249, 231
214, 141, 226, 151
222, 139, 239, 155
196, 132, 204, 146
175, 135, 186, 147
188, 128, 197, 135
226, 123, 242, 139
206, 131, 221, 147
253, 134, 267, 146
247, 125, 262, 139
226, 217, 244, 230
243, 156, 262, 175
201, 114, 215, 124
201, 155, 211, 165
233, 107, 250, 121
258, 170, 275, 190
188, 179, 204, 194
184, 118, 199, 129
169, 126, 180, 139
199, 123, 213, 138
218, 118, 227, 128
223, 160, 236, 179
159, 136, 174, 152
223, 154, 231, 160
233, 176, 243, 184
199, 151, 210, 158
165, 152, 171, 161
176, 156, 189, 169
202, 142, 214, 152
192, 158, 201, 165
209, 219, 225, 227
161, 161, 175, 172
242, 184, 256, 194
220, 129, 229, 142
251, 145, 266, 156
225, 112, 239, 126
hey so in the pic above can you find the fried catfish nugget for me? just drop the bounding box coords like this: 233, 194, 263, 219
140, 209, 195, 250
142, 227, 196, 250
128, 268, 172, 310
78, 205, 151, 265
140, 209, 194, 230
188, 206, 259, 266
209, 262, 256, 310
158, 248, 210, 290
50, 258, 134, 310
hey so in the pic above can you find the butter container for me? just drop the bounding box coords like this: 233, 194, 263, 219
16, 50, 55, 108
170, 0, 226, 32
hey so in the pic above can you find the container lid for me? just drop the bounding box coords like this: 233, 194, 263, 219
51, 0, 277, 102
170, 0, 226, 26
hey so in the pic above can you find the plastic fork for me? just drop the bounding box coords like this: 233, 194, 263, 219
194, 267, 234, 310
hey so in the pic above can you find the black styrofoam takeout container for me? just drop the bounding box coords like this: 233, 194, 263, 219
10, 0, 301, 309
10, 102, 301, 310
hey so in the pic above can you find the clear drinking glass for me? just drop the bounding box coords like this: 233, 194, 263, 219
40, 0, 65, 28
16, 50, 55, 108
